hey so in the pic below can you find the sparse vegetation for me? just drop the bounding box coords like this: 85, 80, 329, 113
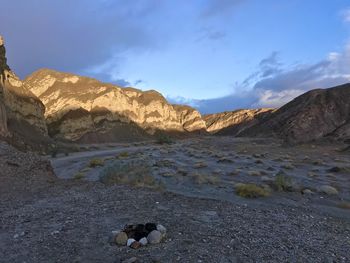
118, 151, 129, 158
89, 158, 104, 167
74, 172, 85, 180
273, 174, 294, 192
235, 183, 270, 198
193, 173, 220, 185
99, 162, 163, 190
156, 133, 173, 144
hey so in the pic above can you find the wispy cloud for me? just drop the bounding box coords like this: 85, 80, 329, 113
173, 42, 350, 113
0, 0, 164, 78
342, 8, 350, 23
201, 0, 244, 18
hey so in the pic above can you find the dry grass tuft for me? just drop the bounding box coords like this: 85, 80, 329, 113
74, 172, 85, 180
100, 162, 163, 190
273, 174, 294, 192
117, 151, 129, 159
235, 183, 270, 198
193, 173, 220, 185
89, 158, 104, 167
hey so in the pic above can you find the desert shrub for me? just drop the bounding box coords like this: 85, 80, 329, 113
89, 158, 104, 167
99, 162, 162, 189
193, 173, 220, 185
235, 183, 270, 198
118, 151, 129, 158
156, 133, 173, 144
273, 174, 293, 192
74, 172, 85, 180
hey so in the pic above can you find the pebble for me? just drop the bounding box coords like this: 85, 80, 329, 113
147, 230, 162, 244
302, 189, 314, 195
318, 185, 339, 195
115, 231, 128, 246
139, 237, 148, 246
157, 224, 167, 238
127, 238, 136, 247
157, 224, 166, 234
130, 241, 142, 249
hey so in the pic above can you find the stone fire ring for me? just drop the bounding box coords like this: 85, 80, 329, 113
110, 223, 167, 249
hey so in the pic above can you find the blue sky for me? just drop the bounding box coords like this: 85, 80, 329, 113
1, 0, 350, 113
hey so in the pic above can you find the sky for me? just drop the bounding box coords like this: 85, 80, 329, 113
0, 0, 350, 114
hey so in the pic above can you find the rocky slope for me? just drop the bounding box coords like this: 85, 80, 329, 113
239, 83, 350, 144
24, 69, 206, 142
204, 108, 275, 135
0, 36, 48, 150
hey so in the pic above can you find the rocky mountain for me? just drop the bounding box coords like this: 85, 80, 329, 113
238, 84, 350, 144
0, 36, 48, 150
204, 108, 275, 135
2, 35, 349, 146
24, 69, 207, 142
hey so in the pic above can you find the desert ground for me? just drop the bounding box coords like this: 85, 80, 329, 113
1, 136, 350, 263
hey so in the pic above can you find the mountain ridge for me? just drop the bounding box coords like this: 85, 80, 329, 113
24, 68, 207, 142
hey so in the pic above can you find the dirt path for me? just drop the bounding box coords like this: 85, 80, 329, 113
51, 144, 156, 180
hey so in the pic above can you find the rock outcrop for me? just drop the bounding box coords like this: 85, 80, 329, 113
204, 108, 275, 135
239, 84, 350, 144
24, 69, 206, 141
0, 36, 48, 149
172, 105, 207, 133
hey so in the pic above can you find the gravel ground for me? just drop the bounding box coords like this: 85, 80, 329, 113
1, 141, 350, 263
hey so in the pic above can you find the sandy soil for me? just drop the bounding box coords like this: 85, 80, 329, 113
1, 137, 350, 262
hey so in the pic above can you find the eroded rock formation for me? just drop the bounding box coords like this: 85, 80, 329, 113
0, 36, 48, 149
204, 108, 275, 135
24, 69, 206, 141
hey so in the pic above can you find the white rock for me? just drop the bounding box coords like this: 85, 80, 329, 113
139, 237, 148, 246
318, 185, 339, 195
302, 189, 314, 195
147, 230, 162, 244
156, 224, 167, 235
127, 238, 136, 247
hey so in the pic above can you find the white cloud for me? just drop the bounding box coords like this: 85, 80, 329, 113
192, 41, 350, 113
254, 89, 304, 108
342, 8, 350, 23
